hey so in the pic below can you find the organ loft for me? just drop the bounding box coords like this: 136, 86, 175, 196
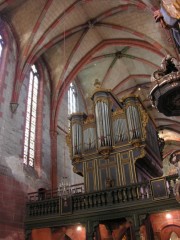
68, 81, 164, 192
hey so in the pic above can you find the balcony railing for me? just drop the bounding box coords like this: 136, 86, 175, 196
27, 183, 84, 202
26, 175, 178, 218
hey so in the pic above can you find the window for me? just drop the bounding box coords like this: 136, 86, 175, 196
169, 232, 179, 240
68, 82, 77, 115
23, 65, 39, 167
0, 34, 4, 59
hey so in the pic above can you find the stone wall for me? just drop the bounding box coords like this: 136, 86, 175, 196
0, 173, 26, 240
0, 21, 51, 239
0, 21, 26, 240
41, 65, 51, 188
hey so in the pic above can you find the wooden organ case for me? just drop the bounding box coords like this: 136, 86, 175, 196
67, 88, 163, 193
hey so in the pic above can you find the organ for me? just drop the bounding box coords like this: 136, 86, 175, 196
67, 83, 163, 192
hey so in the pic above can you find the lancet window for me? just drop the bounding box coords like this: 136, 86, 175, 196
0, 34, 4, 59
68, 83, 78, 115
23, 65, 39, 167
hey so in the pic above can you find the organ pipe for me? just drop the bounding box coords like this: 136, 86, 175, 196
83, 127, 96, 151
69, 113, 86, 160
113, 117, 128, 144
92, 91, 113, 153
69, 92, 149, 157
124, 97, 142, 141
67, 86, 162, 193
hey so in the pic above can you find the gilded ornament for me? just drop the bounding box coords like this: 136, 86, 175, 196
66, 133, 72, 157
139, 105, 149, 139
134, 148, 146, 162
72, 156, 81, 163
112, 108, 124, 118
120, 94, 138, 103
131, 139, 142, 148
73, 165, 83, 175
84, 115, 95, 125
73, 165, 78, 173
98, 147, 112, 159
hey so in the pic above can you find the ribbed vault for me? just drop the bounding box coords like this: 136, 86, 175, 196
1, 0, 179, 158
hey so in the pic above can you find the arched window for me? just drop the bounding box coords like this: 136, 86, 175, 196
0, 34, 4, 58
169, 232, 179, 240
23, 65, 39, 167
68, 82, 78, 115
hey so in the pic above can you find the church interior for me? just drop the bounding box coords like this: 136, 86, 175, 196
0, 0, 179, 239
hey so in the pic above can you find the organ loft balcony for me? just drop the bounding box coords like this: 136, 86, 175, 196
25, 87, 180, 239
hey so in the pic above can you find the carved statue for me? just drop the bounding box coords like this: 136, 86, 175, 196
153, 0, 180, 49
169, 151, 180, 203
152, 55, 180, 81
158, 137, 165, 158
106, 178, 114, 188
170, 151, 180, 178
150, 55, 180, 116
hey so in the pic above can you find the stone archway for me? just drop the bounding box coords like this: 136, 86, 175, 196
169, 232, 180, 240
161, 225, 180, 240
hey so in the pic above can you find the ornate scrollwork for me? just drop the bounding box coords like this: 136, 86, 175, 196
98, 147, 112, 159
105, 178, 114, 188
169, 151, 180, 203
73, 165, 78, 174
112, 108, 124, 119
139, 105, 149, 139
150, 56, 180, 116
120, 94, 138, 103
151, 55, 180, 82
158, 137, 165, 158
72, 156, 81, 164
72, 164, 83, 176
66, 132, 72, 157
84, 115, 95, 124
134, 148, 146, 162
131, 139, 142, 148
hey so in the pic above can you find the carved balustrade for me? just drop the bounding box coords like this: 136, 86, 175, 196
26, 175, 178, 218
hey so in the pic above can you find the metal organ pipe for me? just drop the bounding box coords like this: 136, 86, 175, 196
70, 113, 85, 158
72, 123, 81, 155
83, 127, 96, 151
125, 98, 142, 141
113, 117, 128, 144
93, 91, 112, 151
72, 124, 75, 155
95, 102, 101, 147
122, 119, 128, 141
104, 102, 111, 146
103, 102, 107, 146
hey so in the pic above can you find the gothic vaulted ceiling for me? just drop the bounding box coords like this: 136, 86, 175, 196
1, 0, 179, 160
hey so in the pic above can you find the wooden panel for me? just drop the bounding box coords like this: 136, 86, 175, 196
123, 163, 131, 185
